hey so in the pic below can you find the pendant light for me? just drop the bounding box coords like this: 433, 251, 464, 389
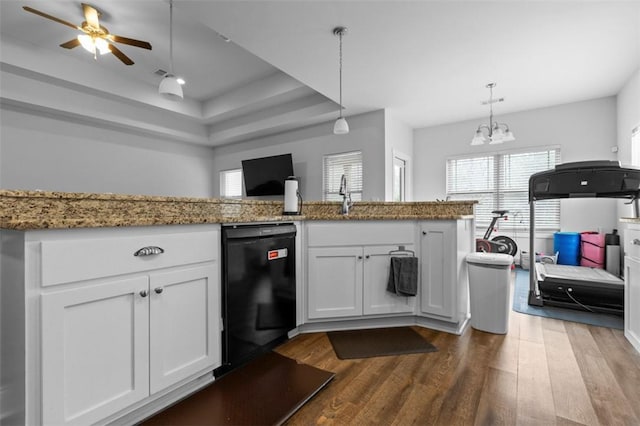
333, 26, 349, 135
470, 83, 514, 145
159, 0, 183, 101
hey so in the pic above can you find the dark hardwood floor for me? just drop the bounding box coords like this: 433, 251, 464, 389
276, 290, 640, 425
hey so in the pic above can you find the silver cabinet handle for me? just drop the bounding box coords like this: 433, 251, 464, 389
140, 290, 148, 297
633, 239, 640, 245
134, 246, 165, 257
154, 287, 164, 294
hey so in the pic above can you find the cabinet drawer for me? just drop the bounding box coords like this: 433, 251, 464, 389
40, 228, 219, 287
306, 221, 415, 247
625, 228, 640, 259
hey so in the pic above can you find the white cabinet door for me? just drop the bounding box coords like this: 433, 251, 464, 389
363, 245, 416, 315
41, 276, 150, 426
420, 222, 455, 318
149, 264, 221, 394
307, 247, 363, 319
625, 256, 640, 353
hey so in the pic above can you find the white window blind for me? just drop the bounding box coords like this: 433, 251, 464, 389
447, 148, 560, 231
323, 151, 363, 201
220, 169, 243, 198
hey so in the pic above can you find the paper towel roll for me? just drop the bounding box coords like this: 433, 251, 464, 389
283, 177, 299, 214
606, 245, 620, 276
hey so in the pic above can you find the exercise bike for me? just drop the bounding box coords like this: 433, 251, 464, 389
476, 209, 518, 256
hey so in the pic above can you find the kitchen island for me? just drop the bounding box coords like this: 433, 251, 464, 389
0, 189, 473, 229
0, 189, 476, 425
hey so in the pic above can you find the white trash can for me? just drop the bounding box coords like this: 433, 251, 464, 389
466, 252, 513, 334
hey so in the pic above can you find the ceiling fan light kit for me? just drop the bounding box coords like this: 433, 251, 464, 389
22, 3, 151, 65
333, 26, 349, 135
77, 34, 110, 56
159, 0, 183, 101
471, 82, 515, 146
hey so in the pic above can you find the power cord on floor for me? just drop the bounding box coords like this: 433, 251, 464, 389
563, 287, 595, 312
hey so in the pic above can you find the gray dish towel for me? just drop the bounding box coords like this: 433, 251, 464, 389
386, 256, 418, 296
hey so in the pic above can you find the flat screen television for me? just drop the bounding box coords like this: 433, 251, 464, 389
241, 153, 294, 196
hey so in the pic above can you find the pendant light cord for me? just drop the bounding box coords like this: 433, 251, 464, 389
169, 0, 174, 75
338, 30, 343, 118
488, 84, 494, 136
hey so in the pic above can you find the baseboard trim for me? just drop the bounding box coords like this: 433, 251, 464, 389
101, 372, 215, 426
625, 330, 640, 354
298, 314, 469, 336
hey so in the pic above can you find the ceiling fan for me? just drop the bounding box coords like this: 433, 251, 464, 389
23, 3, 152, 65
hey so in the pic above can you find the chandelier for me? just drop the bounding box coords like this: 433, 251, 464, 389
471, 82, 515, 145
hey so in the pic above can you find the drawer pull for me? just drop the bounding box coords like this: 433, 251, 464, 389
140, 290, 148, 298
134, 246, 165, 257
154, 287, 164, 294
633, 239, 640, 246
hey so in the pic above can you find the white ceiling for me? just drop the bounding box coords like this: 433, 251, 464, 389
1, 0, 639, 146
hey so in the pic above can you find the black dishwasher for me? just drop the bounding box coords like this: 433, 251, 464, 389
217, 223, 296, 376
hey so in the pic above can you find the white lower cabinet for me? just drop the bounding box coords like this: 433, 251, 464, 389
41, 276, 151, 425
149, 265, 220, 394
623, 224, 640, 353
41, 263, 220, 426
307, 246, 363, 319
363, 245, 416, 315
1, 225, 221, 426
305, 222, 416, 321
307, 244, 415, 319
624, 256, 640, 352
419, 220, 472, 324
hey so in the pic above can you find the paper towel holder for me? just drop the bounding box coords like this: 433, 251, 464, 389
283, 176, 302, 215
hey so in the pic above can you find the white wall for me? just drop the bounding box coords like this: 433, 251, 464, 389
0, 105, 216, 197
616, 69, 640, 220
414, 96, 619, 252
211, 110, 386, 201
384, 112, 414, 201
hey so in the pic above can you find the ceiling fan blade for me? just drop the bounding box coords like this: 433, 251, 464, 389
60, 38, 81, 49
81, 3, 100, 29
109, 44, 134, 65
22, 6, 81, 31
108, 35, 152, 50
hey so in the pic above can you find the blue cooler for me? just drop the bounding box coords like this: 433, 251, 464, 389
554, 232, 580, 265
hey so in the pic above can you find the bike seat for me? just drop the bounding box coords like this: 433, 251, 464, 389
491, 209, 509, 216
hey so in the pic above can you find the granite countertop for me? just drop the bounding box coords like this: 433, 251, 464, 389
0, 189, 476, 230
620, 217, 640, 223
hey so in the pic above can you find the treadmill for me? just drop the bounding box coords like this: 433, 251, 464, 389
528, 160, 640, 314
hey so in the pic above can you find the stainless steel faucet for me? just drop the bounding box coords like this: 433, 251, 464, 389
339, 174, 353, 215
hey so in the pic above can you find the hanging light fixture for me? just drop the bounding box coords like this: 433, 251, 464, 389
470, 82, 515, 145
333, 26, 349, 135
77, 34, 110, 57
159, 0, 183, 101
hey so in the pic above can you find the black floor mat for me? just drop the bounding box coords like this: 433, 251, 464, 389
327, 327, 438, 360
142, 352, 335, 426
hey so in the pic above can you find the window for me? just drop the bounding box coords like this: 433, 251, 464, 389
323, 151, 363, 201
220, 168, 243, 198
446, 148, 560, 231
393, 154, 407, 202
